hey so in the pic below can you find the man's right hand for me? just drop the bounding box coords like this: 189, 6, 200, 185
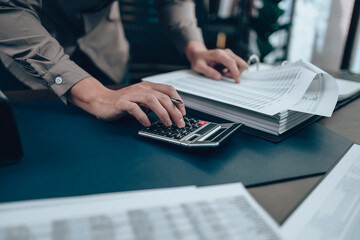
68, 77, 186, 128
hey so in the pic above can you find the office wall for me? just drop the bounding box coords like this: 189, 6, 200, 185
288, 0, 354, 71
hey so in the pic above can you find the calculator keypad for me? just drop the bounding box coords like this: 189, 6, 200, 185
141, 117, 204, 140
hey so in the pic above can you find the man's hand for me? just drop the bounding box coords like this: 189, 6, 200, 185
185, 41, 248, 83
68, 77, 186, 128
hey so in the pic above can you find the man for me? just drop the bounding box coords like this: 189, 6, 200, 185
0, 0, 248, 128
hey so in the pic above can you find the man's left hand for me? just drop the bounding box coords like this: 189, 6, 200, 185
185, 41, 248, 83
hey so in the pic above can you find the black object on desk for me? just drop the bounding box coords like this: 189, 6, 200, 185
139, 117, 243, 147
0, 100, 353, 203
0, 91, 23, 166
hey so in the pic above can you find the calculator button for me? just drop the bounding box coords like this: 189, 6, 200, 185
174, 134, 182, 139
197, 121, 207, 126
140, 118, 216, 141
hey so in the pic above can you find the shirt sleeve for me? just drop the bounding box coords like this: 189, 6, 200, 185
0, 0, 90, 104
156, 0, 204, 53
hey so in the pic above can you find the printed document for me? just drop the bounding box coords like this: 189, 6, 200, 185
336, 78, 360, 101
0, 183, 283, 240
281, 144, 360, 240
144, 60, 338, 117
288, 61, 338, 117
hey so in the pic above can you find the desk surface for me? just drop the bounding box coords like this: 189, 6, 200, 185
250, 97, 360, 223
3, 90, 360, 224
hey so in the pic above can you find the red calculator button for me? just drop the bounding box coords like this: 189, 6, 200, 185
197, 120, 207, 126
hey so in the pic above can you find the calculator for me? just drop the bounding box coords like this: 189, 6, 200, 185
138, 117, 243, 147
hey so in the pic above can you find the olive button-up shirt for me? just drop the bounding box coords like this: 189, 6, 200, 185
0, 0, 203, 103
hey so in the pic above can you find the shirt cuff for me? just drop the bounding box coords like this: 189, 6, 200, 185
42, 59, 90, 104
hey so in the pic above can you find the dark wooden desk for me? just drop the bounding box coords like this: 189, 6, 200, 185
3, 89, 360, 224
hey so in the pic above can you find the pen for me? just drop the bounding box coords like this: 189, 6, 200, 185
170, 97, 183, 104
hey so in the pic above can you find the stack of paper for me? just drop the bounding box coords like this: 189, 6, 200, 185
143, 60, 339, 136
336, 78, 360, 102
0, 183, 283, 240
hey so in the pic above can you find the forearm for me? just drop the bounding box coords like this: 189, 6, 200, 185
0, 1, 89, 103
156, 0, 204, 53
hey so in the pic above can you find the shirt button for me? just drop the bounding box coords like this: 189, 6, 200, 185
55, 76, 63, 85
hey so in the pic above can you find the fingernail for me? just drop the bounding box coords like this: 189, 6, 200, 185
166, 118, 172, 126
213, 73, 221, 80
144, 121, 151, 127
179, 118, 185, 128
181, 107, 186, 116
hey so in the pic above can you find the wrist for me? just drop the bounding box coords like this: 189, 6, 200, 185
185, 41, 207, 62
68, 76, 114, 115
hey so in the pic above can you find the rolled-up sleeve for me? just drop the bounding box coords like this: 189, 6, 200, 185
156, 0, 204, 53
0, 0, 90, 103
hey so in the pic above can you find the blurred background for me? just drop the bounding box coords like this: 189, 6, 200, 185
119, 0, 359, 82
1, 0, 359, 89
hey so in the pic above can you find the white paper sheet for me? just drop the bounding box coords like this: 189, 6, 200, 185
336, 78, 360, 101
281, 144, 360, 240
144, 62, 316, 116
0, 186, 196, 213
249, 63, 360, 105
144, 60, 337, 117
0, 183, 283, 240
288, 61, 338, 117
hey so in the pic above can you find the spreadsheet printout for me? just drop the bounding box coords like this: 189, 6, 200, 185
281, 144, 360, 240
144, 64, 316, 116
144, 61, 338, 116
288, 61, 338, 117
0, 184, 283, 240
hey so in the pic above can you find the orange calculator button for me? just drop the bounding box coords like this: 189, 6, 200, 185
197, 121, 207, 126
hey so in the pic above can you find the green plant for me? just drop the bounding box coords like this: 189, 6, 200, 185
250, 0, 291, 61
